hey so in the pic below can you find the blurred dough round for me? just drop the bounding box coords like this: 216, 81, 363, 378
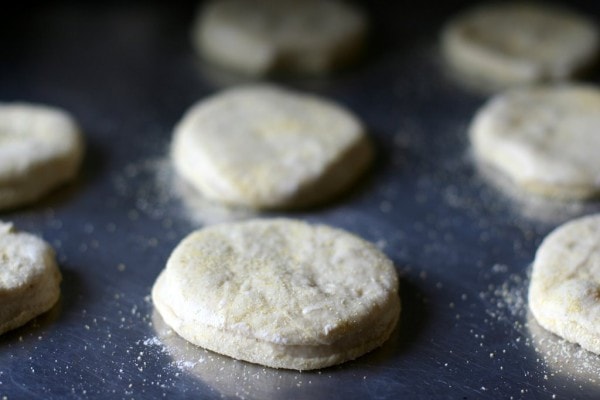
171, 85, 372, 209
193, 0, 367, 75
529, 214, 600, 355
0, 103, 84, 210
152, 218, 400, 370
442, 3, 598, 89
470, 85, 600, 199
0, 222, 61, 335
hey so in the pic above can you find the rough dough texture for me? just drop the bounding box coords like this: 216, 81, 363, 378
152, 218, 400, 370
193, 0, 367, 76
529, 214, 600, 355
171, 85, 372, 209
442, 3, 598, 89
0, 221, 61, 335
0, 103, 84, 210
470, 85, 600, 200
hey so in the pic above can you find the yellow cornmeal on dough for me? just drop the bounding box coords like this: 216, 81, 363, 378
152, 218, 400, 370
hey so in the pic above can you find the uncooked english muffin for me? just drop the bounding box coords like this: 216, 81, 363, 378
470, 84, 600, 200
192, 0, 367, 75
0, 103, 84, 210
171, 85, 372, 209
529, 214, 600, 355
152, 218, 400, 370
0, 221, 61, 335
442, 3, 598, 90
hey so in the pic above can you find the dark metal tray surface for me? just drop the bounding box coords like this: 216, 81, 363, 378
1, 1, 600, 399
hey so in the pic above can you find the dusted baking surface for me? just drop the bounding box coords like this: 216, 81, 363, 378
1, 1, 600, 398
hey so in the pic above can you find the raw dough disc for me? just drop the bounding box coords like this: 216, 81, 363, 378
470, 84, 600, 200
152, 218, 400, 370
442, 3, 598, 89
0, 103, 84, 210
171, 85, 372, 209
192, 0, 367, 76
529, 214, 600, 355
0, 221, 61, 335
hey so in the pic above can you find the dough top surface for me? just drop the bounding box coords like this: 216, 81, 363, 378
0, 221, 55, 290
172, 85, 366, 207
160, 218, 399, 346
470, 85, 600, 197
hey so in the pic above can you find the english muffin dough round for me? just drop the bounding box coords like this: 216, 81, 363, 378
152, 218, 400, 370
193, 0, 367, 76
470, 85, 600, 199
529, 214, 600, 355
0, 103, 84, 210
171, 85, 372, 209
442, 3, 598, 89
0, 221, 61, 335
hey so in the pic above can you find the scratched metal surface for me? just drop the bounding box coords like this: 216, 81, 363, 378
1, 1, 600, 399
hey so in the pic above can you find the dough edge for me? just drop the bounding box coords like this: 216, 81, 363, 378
153, 270, 400, 370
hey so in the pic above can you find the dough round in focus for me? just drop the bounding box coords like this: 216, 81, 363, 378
0, 103, 84, 210
152, 218, 400, 370
0, 221, 61, 335
470, 84, 600, 199
171, 85, 372, 209
529, 214, 600, 355
442, 3, 598, 89
193, 0, 367, 76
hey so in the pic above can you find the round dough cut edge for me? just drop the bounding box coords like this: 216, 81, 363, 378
152, 218, 400, 370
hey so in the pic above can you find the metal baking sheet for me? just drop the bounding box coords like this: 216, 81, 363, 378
2, 1, 600, 398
